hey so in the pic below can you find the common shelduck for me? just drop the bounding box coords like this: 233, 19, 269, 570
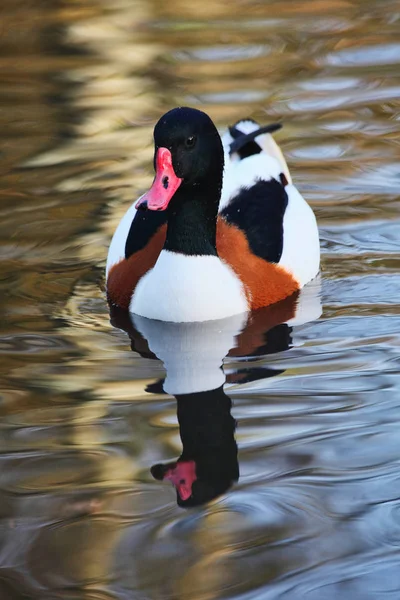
106, 107, 320, 322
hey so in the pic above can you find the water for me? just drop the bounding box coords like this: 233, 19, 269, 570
1, 0, 400, 598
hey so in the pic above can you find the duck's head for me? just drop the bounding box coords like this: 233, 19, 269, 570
136, 107, 224, 212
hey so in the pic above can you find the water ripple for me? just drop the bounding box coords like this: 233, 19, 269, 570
1, 0, 400, 598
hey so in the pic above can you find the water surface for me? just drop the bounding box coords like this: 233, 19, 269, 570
1, 0, 400, 598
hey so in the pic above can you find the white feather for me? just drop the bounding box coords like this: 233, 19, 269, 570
220, 153, 282, 210
279, 184, 320, 287
223, 119, 291, 182
256, 131, 292, 185
130, 250, 249, 323
220, 119, 291, 209
106, 197, 141, 278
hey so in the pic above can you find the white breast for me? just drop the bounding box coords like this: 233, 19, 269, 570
130, 250, 249, 323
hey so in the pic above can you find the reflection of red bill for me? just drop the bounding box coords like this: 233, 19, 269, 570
136, 148, 183, 211
164, 460, 197, 501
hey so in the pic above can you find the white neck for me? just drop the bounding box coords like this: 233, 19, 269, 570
130, 250, 249, 323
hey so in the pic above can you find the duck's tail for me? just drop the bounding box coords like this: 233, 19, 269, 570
224, 118, 292, 185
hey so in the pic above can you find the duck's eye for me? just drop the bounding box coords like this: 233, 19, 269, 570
185, 135, 196, 149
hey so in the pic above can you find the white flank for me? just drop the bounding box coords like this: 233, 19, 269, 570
130, 250, 249, 323
279, 184, 320, 287
106, 197, 140, 278
133, 313, 247, 395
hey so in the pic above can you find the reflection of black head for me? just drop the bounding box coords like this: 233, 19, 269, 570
151, 385, 238, 508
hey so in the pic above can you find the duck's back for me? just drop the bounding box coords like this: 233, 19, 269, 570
217, 120, 319, 309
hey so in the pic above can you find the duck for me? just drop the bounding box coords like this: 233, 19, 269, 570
106, 107, 320, 322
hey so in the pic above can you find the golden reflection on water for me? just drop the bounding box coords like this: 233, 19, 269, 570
1, 0, 400, 598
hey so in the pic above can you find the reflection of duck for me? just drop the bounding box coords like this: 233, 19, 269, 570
107, 107, 320, 322
110, 281, 321, 507
151, 387, 238, 508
